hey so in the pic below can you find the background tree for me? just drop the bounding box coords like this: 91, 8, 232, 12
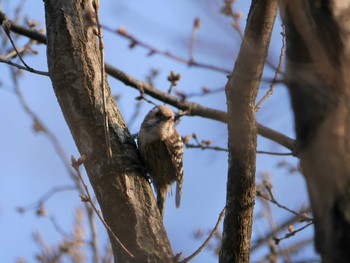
281, 1, 350, 262
0, 0, 324, 262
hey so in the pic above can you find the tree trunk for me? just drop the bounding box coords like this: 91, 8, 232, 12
44, 1, 173, 262
220, 1, 278, 263
280, 1, 350, 262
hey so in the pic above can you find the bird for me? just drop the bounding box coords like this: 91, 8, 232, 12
138, 105, 184, 218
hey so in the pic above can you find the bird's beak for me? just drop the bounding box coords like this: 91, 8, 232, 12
163, 115, 173, 121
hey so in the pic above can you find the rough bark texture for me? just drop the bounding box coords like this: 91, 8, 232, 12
219, 1, 278, 263
44, 1, 174, 262
280, 1, 350, 262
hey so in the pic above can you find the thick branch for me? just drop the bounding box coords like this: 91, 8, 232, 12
106, 65, 296, 153
44, 1, 173, 262
0, 10, 296, 153
220, 1, 278, 263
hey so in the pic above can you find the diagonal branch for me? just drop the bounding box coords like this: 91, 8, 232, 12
106, 65, 296, 153
0, 10, 296, 153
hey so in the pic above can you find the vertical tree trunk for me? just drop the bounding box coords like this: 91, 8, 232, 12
44, 1, 173, 262
280, 1, 350, 262
220, 1, 278, 263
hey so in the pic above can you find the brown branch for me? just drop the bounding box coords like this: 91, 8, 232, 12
0, 56, 49, 76
106, 64, 297, 153
0, 11, 46, 44
9, 66, 101, 262
0, 10, 297, 153
176, 86, 225, 99
257, 181, 313, 222
258, 238, 314, 262
185, 143, 293, 156
251, 207, 311, 251
1, 18, 48, 75
255, 25, 286, 112
9, 68, 77, 182
93, 1, 112, 162
16, 185, 76, 213
180, 207, 226, 263
86, 196, 101, 263
220, 1, 278, 262
188, 18, 200, 62
44, 2, 174, 261
114, 27, 230, 74
220, 0, 243, 37
71, 155, 133, 258
273, 222, 313, 245
2, 38, 38, 59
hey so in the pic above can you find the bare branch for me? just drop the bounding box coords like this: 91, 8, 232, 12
255, 25, 286, 112
185, 142, 293, 156
92, 1, 112, 162
220, 1, 278, 262
180, 207, 226, 263
273, 222, 313, 245
16, 185, 76, 213
71, 155, 134, 258
0, 56, 49, 76
251, 207, 311, 252
114, 27, 230, 74
106, 64, 297, 153
0, 11, 297, 153
1, 18, 48, 75
256, 181, 313, 222
188, 18, 201, 62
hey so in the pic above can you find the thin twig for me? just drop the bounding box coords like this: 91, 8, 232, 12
255, 25, 286, 112
86, 200, 101, 263
257, 151, 293, 156
127, 100, 143, 129
71, 155, 134, 258
50, 215, 73, 239
93, 1, 112, 162
0, 11, 47, 44
3, 38, 36, 59
17, 185, 76, 212
10, 67, 101, 262
180, 207, 226, 263
189, 18, 200, 62
176, 86, 225, 99
113, 27, 230, 74
185, 143, 293, 156
251, 207, 311, 251
1, 18, 48, 75
256, 183, 312, 222
257, 238, 314, 262
167, 71, 181, 95
220, 0, 243, 37
10, 68, 77, 182
273, 222, 313, 245
0, 56, 49, 76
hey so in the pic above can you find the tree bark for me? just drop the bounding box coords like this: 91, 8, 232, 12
44, 1, 173, 262
220, 1, 278, 263
280, 1, 350, 262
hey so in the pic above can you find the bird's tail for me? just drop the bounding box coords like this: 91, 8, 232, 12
157, 187, 168, 218
176, 182, 182, 208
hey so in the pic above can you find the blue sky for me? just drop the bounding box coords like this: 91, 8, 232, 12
0, 1, 316, 262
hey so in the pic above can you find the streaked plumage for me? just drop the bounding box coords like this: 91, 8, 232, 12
138, 105, 184, 218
